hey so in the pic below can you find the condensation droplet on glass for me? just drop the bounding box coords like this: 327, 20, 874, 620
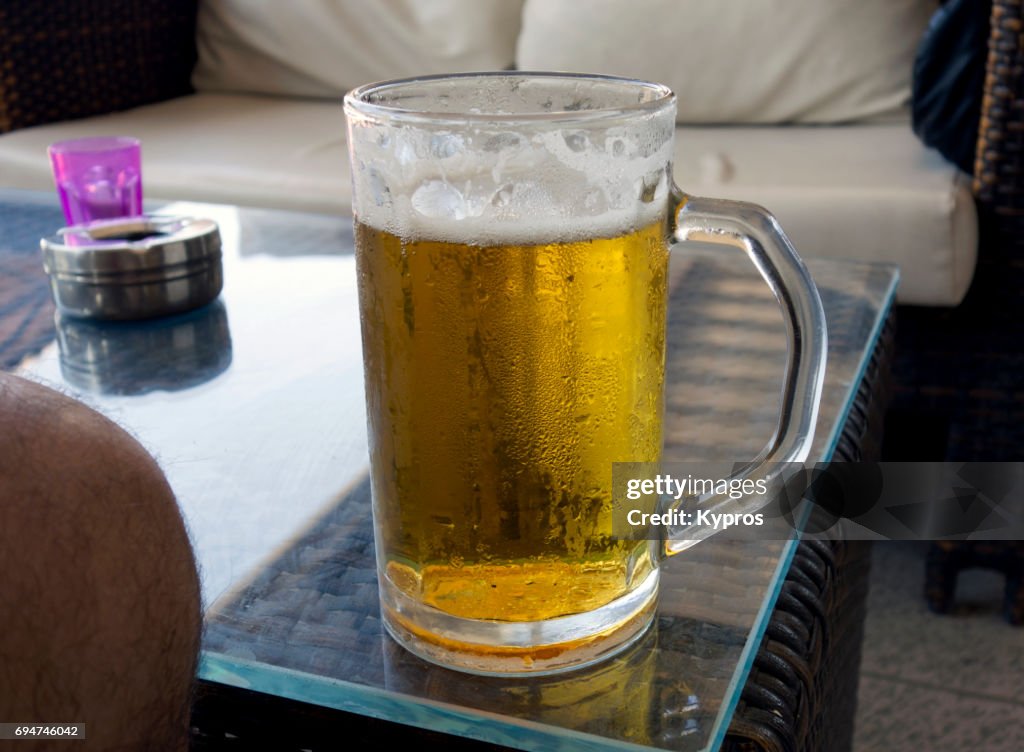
563, 132, 587, 152
368, 168, 390, 207
430, 133, 464, 159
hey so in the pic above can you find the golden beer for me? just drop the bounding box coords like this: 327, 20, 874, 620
356, 218, 669, 626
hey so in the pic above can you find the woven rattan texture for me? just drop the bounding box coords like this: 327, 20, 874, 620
722, 319, 892, 752
974, 0, 1024, 261
975, 1, 1024, 211
0, 0, 197, 133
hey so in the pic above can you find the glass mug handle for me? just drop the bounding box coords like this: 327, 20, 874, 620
663, 190, 829, 555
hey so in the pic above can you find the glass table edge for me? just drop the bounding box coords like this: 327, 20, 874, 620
196, 266, 900, 752
199, 652, 659, 752
704, 266, 898, 751
819, 267, 899, 464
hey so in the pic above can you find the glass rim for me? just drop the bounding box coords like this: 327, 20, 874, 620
344, 71, 676, 126
48, 136, 141, 155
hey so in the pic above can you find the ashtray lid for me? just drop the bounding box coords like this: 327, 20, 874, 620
41, 215, 221, 279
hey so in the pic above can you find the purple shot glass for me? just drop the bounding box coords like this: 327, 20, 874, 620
48, 136, 143, 226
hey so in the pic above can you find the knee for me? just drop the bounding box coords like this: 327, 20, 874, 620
0, 373, 201, 750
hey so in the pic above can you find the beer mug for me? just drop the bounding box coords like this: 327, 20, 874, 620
344, 73, 826, 675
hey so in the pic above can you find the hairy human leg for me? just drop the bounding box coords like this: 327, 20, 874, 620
0, 373, 201, 751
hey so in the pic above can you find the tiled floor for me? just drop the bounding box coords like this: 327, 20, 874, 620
853, 542, 1024, 751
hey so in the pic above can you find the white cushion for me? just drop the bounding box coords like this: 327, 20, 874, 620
193, 0, 525, 99
517, 0, 934, 124
0, 94, 975, 306
674, 125, 977, 306
0, 94, 352, 215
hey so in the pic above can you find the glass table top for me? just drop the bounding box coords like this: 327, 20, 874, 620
3, 189, 898, 751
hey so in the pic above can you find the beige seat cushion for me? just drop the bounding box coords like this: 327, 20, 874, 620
0, 93, 975, 306
517, 0, 934, 124
674, 125, 977, 307
193, 0, 525, 98
0, 94, 352, 215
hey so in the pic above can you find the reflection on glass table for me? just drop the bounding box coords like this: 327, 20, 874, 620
55, 301, 232, 394
8, 193, 898, 752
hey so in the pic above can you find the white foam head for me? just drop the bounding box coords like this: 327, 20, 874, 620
346, 77, 677, 246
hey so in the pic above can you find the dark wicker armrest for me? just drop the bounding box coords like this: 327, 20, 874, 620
0, 0, 198, 133
974, 0, 1024, 248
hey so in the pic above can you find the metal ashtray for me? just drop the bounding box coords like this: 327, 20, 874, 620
41, 215, 223, 320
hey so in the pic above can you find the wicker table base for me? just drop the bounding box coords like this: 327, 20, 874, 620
721, 315, 893, 752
